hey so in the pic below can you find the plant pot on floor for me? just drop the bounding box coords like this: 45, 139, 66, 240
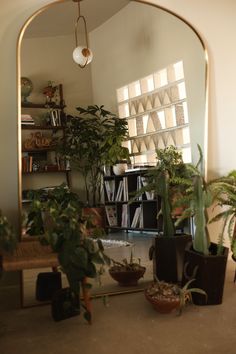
144, 281, 180, 313
182, 242, 229, 305
109, 266, 146, 286
149, 233, 192, 284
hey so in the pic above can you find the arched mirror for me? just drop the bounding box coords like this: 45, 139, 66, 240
18, 0, 208, 306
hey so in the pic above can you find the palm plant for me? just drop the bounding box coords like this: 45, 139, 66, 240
208, 170, 236, 256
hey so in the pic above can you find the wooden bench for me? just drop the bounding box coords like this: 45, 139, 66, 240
0, 240, 92, 321
0, 240, 59, 272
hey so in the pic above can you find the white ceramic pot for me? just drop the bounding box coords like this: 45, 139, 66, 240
113, 162, 127, 175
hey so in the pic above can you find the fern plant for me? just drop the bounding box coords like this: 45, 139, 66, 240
208, 170, 236, 256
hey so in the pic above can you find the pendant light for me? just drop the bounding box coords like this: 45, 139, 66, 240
72, 0, 93, 68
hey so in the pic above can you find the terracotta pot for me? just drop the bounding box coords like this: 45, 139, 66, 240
144, 288, 180, 313
109, 266, 146, 286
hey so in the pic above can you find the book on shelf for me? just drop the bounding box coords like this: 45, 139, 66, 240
123, 177, 129, 201
22, 153, 33, 172
115, 180, 123, 201
50, 109, 61, 126
105, 205, 118, 226
21, 114, 35, 125
141, 176, 155, 200
131, 206, 142, 228
104, 180, 115, 202
121, 204, 128, 227
136, 175, 143, 200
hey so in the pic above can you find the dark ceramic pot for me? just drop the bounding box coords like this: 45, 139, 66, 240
182, 242, 229, 305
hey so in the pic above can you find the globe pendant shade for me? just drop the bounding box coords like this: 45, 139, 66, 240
73, 46, 93, 66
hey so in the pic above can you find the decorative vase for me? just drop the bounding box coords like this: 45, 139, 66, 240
21, 77, 33, 103
113, 162, 127, 176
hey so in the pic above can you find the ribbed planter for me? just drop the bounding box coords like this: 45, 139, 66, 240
150, 234, 192, 283
182, 242, 229, 305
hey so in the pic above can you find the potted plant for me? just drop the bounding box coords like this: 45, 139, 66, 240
133, 145, 193, 283
0, 210, 17, 255
144, 278, 207, 314
175, 145, 229, 305
26, 184, 110, 322
61, 105, 128, 228
62, 105, 129, 205
208, 170, 236, 280
108, 251, 146, 286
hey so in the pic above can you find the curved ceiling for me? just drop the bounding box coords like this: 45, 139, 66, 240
24, 0, 129, 38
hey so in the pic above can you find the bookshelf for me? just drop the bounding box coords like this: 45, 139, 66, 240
103, 170, 162, 232
21, 84, 71, 202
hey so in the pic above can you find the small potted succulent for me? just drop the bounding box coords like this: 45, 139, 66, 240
144, 278, 207, 314
109, 251, 146, 286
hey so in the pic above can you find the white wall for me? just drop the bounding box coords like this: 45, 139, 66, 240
90, 1, 205, 166
21, 33, 93, 198
21, 34, 93, 114
0, 0, 235, 231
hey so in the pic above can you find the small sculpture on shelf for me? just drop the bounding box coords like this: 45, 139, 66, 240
23, 132, 57, 150
43, 81, 58, 104
21, 77, 33, 103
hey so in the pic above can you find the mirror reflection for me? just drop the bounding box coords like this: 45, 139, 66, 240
20, 0, 207, 306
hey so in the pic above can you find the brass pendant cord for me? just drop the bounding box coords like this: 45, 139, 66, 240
74, 1, 90, 68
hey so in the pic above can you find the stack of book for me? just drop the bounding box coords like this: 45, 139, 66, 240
21, 114, 35, 125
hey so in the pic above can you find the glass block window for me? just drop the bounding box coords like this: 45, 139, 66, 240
116, 61, 191, 165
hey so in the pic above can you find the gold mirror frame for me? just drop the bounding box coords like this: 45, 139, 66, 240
17, 0, 209, 306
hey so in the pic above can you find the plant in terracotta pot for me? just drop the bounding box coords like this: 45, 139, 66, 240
132, 145, 193, 283
61, 105, 128, 228
145, 278, 207, 314
175, 145, 229, 305
109, 251, 146, 286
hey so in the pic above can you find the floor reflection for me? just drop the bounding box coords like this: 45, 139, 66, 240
22, 231, 156, 306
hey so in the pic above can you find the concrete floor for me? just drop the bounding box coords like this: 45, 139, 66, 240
0, 259, 235, 354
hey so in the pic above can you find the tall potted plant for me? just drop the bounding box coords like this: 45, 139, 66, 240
175, 145, 229, 305
61, 105, 129, 228
133, 145, 193, 283
26, 185, 110, 322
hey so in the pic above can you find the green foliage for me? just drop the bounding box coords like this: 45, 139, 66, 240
0, 210, 17, 253
178, 279, 207, 314
132, 145, 191, 237
61, 105, 129, 206
208, 170, 236, 256
175, 145, 212, 255
25, 184, 110, 319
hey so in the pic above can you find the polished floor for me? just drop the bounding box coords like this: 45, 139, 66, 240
0, 232, 236, 354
